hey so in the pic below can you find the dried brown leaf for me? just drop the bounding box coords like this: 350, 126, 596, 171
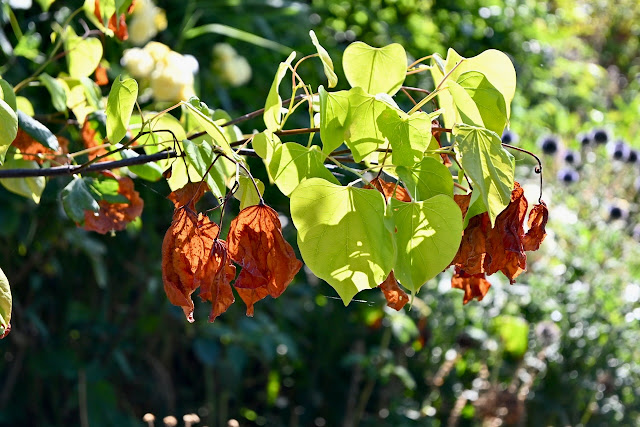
81, 119, 111, 161
366, 177, 411, 202
108, 13, 128, 41
11, 128, 69, 165
451, 268, 492, 304
95, 64, 109, 86
227, 204, 302, 315
523, 202, 548, 251
379, 271, 409, 311
199, 240, 236, 322
83, 176, 144, 234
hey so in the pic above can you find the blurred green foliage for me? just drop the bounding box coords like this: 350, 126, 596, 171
1, 0, 640, 426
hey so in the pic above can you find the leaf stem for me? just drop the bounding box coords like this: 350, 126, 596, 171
502, 143, 544, 203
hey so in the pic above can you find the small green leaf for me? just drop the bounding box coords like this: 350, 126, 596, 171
232, 176, 264, 210
17, 110, 60, 151
342, 41, 407, 95
182, 99, 232, 156
182, 139, 232, 198
0, 154, 46, 204
61, 177, 100, 223
86, 176, 128, 204
252, 131, 281, 161
309, 30, 337, 88
120, 149, 163, 181
453, 124, 515, 225
463, 189, 487, 228
290, 178, 395, 305
65, 28, 103, 78
377, 109, 439, 166
0, 99, 18, 164
389, 196, 462, 293
0, 267, 10, 338
264, 52, 297, 132
344, 87, 389, 162
16, 96, 34, 116
268, 143, 339, 196
36, 0, 56, 11
396, 157, 454, 201
106, 75, 138, 144
0, 79, 17, 112
318, 86, 350, 155
39, 73, 67, 113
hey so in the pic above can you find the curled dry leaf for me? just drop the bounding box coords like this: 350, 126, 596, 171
453, 193, 471, 219
11, 129, 69, 165
227, 204, 302, 316
81, 119, 111, 161
108, 13, 129, 41
379, 271, 409, 311
366, 177, 411, 202
451, 268, 492, 304
83, 176, 144, 234
450, 183, 548, 303
162, 183, 235, 322
523, 202, 548, 251
95, 65, 109, 86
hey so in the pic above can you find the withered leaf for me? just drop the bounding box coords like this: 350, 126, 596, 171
81, 119, 111, 161
199, 240, 236, 322
95, 64, 109, 86
11, 128, 69, 165
108, 13, 128, 41
379, 271, 409, 311
366, 177, 411, 202
451, 268, 492, 304
523, 202, 548, 251
227, 204, 302, 315
484, 183, 527, 282
450, 183, 548, 303
454, 193, 471, 219
162, 183, 216, 322
83, 176, 144, 234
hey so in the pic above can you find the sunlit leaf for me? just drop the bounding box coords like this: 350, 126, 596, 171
453, 124, 514, 225
344, 87, 389, 162
0, 79, 17, 112
232, 176, 264, 210
0, 267, 10, 339
65, 28, 103, 79
309, 30, 337, 88
182, 98, 232, 156
377, 109, 439, 166
106, 75, 138, 144
268, 143, 339, 196
290, 178, 395, 304
39, 73, 67, 113
389, 196, 462, 293
318, 86, 349, 154
396, 157, 453, 201
264, 52, 297, 132
0, 154, 45, 204
0, 99, 18, 164
342, 41, 407, 95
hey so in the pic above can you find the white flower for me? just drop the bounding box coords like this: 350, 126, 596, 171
121, 48, 154, 79
212, 46, 252, 87
150, 52, 196, 102
212, 43, 237, 61
128, 0, 168, 45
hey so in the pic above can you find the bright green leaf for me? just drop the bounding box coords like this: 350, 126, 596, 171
0, 79, 16, 112
86, 176, 128, 204
16, 97, 34, 116
290, 178, 395, 305
17, 110, 60, 151
453, 124, 515, 225
449, 71, 508, 134
309, 30, 337, 88
120, 149, 163, 181
232, 176, 264, 210
252, 131, 281, 161
264, 52, 296, 132
36, 0, 56, 11
0, 155, 46, 204
318, 86, 349, 154
106, 75, 138, 144
389, 196, 462, 293
0, 267, 10, 338
182, 99, 232, 156
396, 157, 454, 201
61, 177, 100, 223
39, 73, 67, 113
344, 87, 389, 162
65, 28, 103, 78
268, 143, 339, 196
342, 41, 407, 96
377, 109, 439, 166
0, 100, 18, 164
182, 139, 232, 198
463, 189, 487, 228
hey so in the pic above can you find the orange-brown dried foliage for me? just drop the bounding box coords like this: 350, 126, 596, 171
451, 268, 492, 304
366, 177, 411, 202
11, 129, 69, 165
450, 183, 548, 303
108, 13, 128, 41
227, 204, 302, 316
95, 65, 109, 86
81, 119, 111, 161
379, 271, 409, 310
83, 175, 144, 234
162, 183, 235, 322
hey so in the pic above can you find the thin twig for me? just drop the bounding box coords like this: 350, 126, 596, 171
502, 143, 544, 203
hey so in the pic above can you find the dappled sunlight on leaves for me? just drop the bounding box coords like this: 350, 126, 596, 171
83, 175, 143, 234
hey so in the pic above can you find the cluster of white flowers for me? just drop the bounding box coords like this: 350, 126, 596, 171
211, 43, 252, 87
121, 42, 198, 102
128, 0, 168, 46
